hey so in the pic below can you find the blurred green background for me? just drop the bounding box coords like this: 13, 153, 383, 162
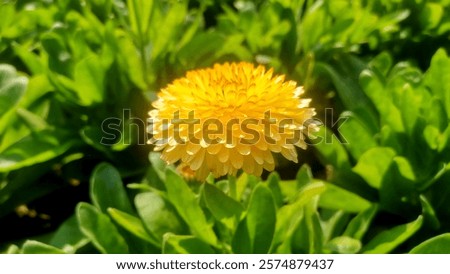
1, 0, 450, 254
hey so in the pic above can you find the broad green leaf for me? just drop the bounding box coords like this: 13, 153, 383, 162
362, 215, 423, 254
203, 183, 244, 229
0, 129, 78, 172
90, 163, 133, 214
177, 32, 227, 67
74, 54, 105, 105
150, 1, 188, 59
394, 157, 415, 179
266, 172, 283, 208
296, 164, 313, 189
319, 183, 371, 213
369, 52, 392, 76
107, 208, 159, 246
410, 233, 450, 254
241, 183, 276, 254
15, 74, 51, 112
423, 125, 441, 150
343, 205, 378, 240
0, 64, 27, 117
424, 49, 450, 119
339, 112, 377, 160
134, 192, 188, 242
40, 32, 72, 76
114, 34, 146, 89
77, 202, 129, 254
300, 5, 327, 52
353, 147, 396, 189
164, 169, 218, 246
4, 245, 20, 254
272, 182, 326, 252
291, 199, 323, 253
235, 172, 259, 202
326, 236, 361, 254
162, 234, 215, 254
360, 69, 404, 132
232, 218, 252, 254
320, 210, 350, 242
12, 42, 44, 75
419, 3, 443, 30
127, 0, 154, 41
379, 158, 417, 217
148, 152, 166, 181
21, 240, 65, 254
50, 215, 89, 253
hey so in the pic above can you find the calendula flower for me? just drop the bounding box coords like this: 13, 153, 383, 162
148, 62, 318, 180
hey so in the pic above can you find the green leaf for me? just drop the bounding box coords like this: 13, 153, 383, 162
362, 215, 423, 254
127, 0, 154, 41
326, 236, 361, 254
90, 163, 133, 214
235, 172, 259, 202
40, 32, 72, 76
233, 184, 276, 254
394, 156, 417, 182
4, 245, 20, 254
419, 3, 443, 30
134, 192, 188, 242
419, 195, 440, 230
107, 208, 159, 246
410, 233, 450, 254
353, 147, 396, 189
232, 218, 252, 254
164, 169, 218, 246
73, 54, 105, 105
273, 182, 326, 253
203, 183, 244, 229
16, 108, 48, 131
266, 172, 283, 208
379, 157, 417, 216
0, 129, 78, 172
247, 184, 276, 253
148, 152, 167, 182
339, 112, 377, 160
343, 205, 378, 240
77, 202, 129, 254
320, 210, 350, 243
21, 240, 65, 254
162, 234, 215, 254
319, 183, 372, 213
296, 164, 313, 189
50, 215, 89, 253
360, 69, 404, 132
12, 42, 44, 75
0, 64, 27, 117
424, 49, 450, 119
291, 200, 323, 254
369, 52, 392, 76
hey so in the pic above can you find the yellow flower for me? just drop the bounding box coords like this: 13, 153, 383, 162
148, 62, 318, 180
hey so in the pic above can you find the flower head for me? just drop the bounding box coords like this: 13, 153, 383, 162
148, 62, 318, 180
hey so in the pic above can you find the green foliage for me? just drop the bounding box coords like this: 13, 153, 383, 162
1, 0, 450, 254
5, 162, 377, 254
315, 48, 450, 252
